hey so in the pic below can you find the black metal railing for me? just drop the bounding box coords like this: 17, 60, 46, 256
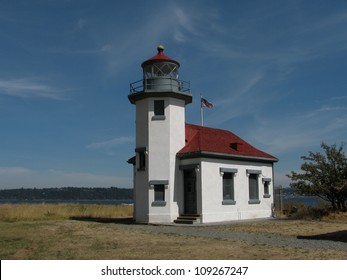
130, 78, 190, 95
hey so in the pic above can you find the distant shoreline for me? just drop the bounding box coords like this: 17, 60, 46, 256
0, 196, 319, 207
0, 199, 134, 205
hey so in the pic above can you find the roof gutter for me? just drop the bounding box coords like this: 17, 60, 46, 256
177, 151, 278, 163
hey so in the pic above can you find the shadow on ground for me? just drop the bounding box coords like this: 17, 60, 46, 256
70, 217, 135, 224
297, 230, 347, 243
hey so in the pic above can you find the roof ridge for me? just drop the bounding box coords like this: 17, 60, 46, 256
186, 122, 237, 135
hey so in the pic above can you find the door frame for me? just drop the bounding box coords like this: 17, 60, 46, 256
181, 165, 198, 215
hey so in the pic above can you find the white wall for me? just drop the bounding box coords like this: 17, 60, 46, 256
199, 158, 274, 223
179, 157, 274, 223
136, 97, 186, 223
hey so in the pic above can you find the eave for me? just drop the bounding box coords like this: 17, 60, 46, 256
177, 151, 279, 163
128, 91, 192, 105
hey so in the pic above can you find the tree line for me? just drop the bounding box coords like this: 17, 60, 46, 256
0, 187, 133, 200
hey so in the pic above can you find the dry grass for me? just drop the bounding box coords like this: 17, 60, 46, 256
0, 204, 346, 260
0, 203, 133, 222
218, 218, 347, 237
0, 219, 346, 260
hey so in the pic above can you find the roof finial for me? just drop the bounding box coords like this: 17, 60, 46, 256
157, 44, 164, 54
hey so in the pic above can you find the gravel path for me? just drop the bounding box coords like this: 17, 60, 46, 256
120, 223, 347, 252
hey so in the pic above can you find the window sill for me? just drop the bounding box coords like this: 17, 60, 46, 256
151, 201, 166, 207
248, 199, 261, 204
263, 194, 271, 198
222, 200, 236, 205
152, 115, 166, 121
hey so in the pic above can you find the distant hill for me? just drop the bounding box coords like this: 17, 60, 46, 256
0, 187, 133, 200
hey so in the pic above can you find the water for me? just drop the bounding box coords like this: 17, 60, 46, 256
283, 196, 321, 207
0, 199, 133, 205
1, 197, 320, 207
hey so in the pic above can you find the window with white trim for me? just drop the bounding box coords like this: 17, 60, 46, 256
263, 178, 271, 198
249, 174, 259, 200
154, 184, 165, 202
246, 169, 261, 204
220, 168, 237, 205
248, 173, 260, 203
150, 180, 168, 207
223, 172, 234, 201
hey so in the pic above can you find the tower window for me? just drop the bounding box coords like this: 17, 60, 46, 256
135, 147, 147, 171
154, 100, 165, 116
154, 184, 165, 201
138, 151, 146, 170
151, 184, 166, 206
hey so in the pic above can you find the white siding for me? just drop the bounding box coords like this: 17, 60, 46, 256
199, 158, 274, 223
135, 97, 186, 223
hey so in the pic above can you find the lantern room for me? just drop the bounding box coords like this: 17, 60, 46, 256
129, 45, 191, 101
142, 44, 179, 79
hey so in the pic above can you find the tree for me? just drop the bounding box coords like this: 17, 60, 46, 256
287, 142, 347, 211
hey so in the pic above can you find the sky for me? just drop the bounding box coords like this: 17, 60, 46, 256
1, 0, 347, 189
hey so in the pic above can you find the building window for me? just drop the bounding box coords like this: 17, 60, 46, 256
154, 184, 165, 201
222, 172, 236, 205
263, 178, 271, 198
220, 168, 237, 205
135, 147, 147, 171
248, 173, 260, 204
152, 100, 165, 120
149, 180, 168, 207
138, 151, 145, 170
154, 100, 164, 116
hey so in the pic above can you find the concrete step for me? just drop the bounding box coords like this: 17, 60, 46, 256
174, 214, 201, 224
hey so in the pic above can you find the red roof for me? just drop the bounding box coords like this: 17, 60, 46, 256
177, 123, 277, 162
141, 45, 180, 67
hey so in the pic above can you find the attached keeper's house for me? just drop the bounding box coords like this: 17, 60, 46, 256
128, 45, 278, 224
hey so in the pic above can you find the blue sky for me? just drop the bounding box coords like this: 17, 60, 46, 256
1, 0, 347, 189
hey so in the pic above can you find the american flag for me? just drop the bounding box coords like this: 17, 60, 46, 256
201, 97, 213, 108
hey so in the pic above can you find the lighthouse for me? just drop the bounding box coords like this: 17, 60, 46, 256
128, 45, 192, 223
128, 45, 277, 224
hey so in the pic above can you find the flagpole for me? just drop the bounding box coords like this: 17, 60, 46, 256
200, 94, 204, 126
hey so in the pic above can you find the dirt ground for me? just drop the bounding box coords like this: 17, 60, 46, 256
0, 218, 346, 260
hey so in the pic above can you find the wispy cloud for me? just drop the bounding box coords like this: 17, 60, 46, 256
90, 3, 222, 75
250, 105, 347, 155
0, 78, 69, 100
86, 136, 134, 155
75, 18, 87, 31
205, 71, 266, 126
189, 5, 347, 75
0, 166, 33, 176
172, 7, 203, 42
331, 95, 347, 101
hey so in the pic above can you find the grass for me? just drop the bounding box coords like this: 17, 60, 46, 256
0, 203, 133, 222
1, 219, 346, 260
0, 203, 346, 259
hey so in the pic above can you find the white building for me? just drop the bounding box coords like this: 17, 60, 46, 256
128, 45, 278, 224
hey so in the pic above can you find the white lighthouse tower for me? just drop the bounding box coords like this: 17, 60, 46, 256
128, 45, 192, 223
